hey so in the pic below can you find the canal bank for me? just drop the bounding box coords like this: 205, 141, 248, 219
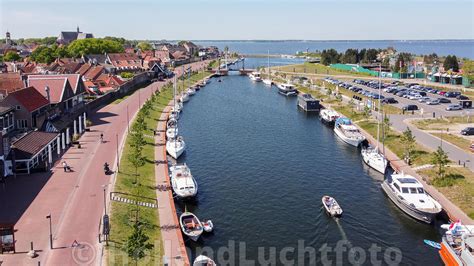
176, 74, 443, 265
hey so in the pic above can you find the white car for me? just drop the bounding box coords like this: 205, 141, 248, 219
446, 104, 462, 111
426, 99, 440, 105
408, 94, 422, 100
418, 97, 430, 103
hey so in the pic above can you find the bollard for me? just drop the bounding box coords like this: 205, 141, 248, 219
459, 160, 461, 165
464, 162, 466, 167
433, 112, 435, 118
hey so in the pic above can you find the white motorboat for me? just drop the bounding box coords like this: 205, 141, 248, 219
249, 71, 262, 82
381, 172, 442, 223
172, 102, 183, 114
193, 255, 216, 266
170, 163, 198, 198
187, 88, 196, 96
166, 119, 178, 139
322, 196, 343, 217
169, 110, 180, 120
166, 136, 186, 159
334, 117, 365, 147
202, 220, 214, 233
319, 109, 340, 124
263, 79, 272, 85
277, 83, 297, 96
179, 212, 203, 241
180, 93, 190, 103
439, 221, 474, 265
361, 146, 388, 174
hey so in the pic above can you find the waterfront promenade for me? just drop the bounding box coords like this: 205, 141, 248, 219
0, 60, 209, 265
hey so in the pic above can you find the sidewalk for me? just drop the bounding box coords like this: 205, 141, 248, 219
0, 61, 209, 265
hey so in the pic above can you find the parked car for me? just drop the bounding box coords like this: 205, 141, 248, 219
457, 95, 469, 100
382, 97, 398, 104
426, 99, 440, 105
445, 91, 461, 98
438, 97, 452, 103
418, 97, 431, 103
461, 127, 474, 136
396, 91, 408, 97
446, 104, 463, 111
408, 94, 422, 100
402, 104, 419, 111
438, 91, 447, 95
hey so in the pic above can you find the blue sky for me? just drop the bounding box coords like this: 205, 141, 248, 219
1, 0, 473, 40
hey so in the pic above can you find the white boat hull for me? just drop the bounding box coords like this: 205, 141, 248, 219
334, 127, 363, 147
361, 148, 387, 174
263, 79, 272, 85
166, 127, 178, 139
166, 140, 186, 159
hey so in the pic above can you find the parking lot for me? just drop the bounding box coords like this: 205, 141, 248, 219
324, 78, 472, 118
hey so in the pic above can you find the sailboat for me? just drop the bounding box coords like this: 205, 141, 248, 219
166, 118, 178, 139
361, 64, 387, 174
263, 50, 272, 86
166, 77, 186, 159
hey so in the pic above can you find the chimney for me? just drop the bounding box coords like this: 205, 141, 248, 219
45, 86, 51, 103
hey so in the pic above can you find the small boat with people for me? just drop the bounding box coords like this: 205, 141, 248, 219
166, 136, 186, 159
381, 172, 442, 224
193, 255, 216, 266
179, 211, 203, 241
334, 117, 365, 147
361, 145, 387, 174
166, 119, 178, 139
170, 163, 198, 199
322, 195, 343, 217
277, 83, 297, 96
319, 109, 340, 124
438, 220, 474, 265
249, 71, 262, 82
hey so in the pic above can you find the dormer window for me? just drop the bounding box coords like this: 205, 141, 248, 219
16, 105, 21, 110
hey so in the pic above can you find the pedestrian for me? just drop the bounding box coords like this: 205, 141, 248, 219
62, 161, 68, 172
100, 133, 104, 143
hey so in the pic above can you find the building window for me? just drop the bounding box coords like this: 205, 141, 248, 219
17, 119, 28, 129
16, 105, 21, 110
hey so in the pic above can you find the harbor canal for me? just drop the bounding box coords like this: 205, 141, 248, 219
176, 74, 443, 265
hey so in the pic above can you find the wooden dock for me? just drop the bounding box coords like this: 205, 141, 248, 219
154, 105, 190, 266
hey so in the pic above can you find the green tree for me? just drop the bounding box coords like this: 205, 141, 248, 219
431, 146, 449, 179
400, 127, 416, 164
124, 223, 153, 264
120, 72, 134, 79
103, 36, 126, 45
321, 49, 341, 66
4, 51, 20, 62
393, 52, 413, 73
443, 55, 459, 72
462, 60, 474, 80
137, 42, 152, 51
30, 46, 55, 64
382, 113, 391, 136
67, 38, 124, 57
364, 49, 380, 63
342, 49, 359, 64
363, 106, 371, 120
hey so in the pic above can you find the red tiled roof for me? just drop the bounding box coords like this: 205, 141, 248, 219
9, 131, 59, 160
27, 77, 68, 103
30, 74, 81, 93
83, 66, 104, 81
0, 73, 25, 94
77, 64, 92, 76
107, 53, 142, 69
7, 86, 49, 112
154, 50, 171, 61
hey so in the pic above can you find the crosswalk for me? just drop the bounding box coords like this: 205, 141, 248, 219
111, 195, 157, 208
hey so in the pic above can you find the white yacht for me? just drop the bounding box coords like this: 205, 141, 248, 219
169, 110, 180, 120
166, 136, 186, 159
249, 71, 262, 82
439, 221, 474, 265
361, 146, 387, 174
193, 255, 216, 266
187, 87, 196, 96
319, 109, 340, 124
179, 211, 203, 241
334, 117, 365, 147
180, 92, 190, 103
166, 119, 178, 139
170, 163, 198, 199
277, 83, 297, 96
381, 172, 442, 223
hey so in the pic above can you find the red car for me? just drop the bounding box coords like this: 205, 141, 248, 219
438, 91, 447, 95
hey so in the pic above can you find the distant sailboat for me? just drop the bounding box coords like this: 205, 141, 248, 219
263, 50, 272, 86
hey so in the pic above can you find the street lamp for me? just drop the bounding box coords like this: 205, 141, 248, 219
46, 214, 52, 249
102, 185, 107, 215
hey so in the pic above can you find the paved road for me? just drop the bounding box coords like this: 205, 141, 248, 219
0, 61, 209, 266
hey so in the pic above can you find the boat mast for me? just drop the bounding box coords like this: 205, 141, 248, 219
267, 49, 270, 80
376, 62, 381, 150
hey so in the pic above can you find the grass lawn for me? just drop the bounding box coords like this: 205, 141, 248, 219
176, 71, 212, 93
412, 116, 473, 130
275, 62, 372, 77
107, 84, 174, 265
432, 133, 472, 152
419, 167, 474, 219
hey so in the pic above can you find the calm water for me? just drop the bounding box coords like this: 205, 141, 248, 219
195, 40, 474, 58
176, 75, 444, 265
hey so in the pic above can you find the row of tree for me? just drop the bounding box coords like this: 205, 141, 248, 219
320, 48, 383, 66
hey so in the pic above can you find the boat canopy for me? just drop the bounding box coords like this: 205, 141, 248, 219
335, 117, 352, 126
